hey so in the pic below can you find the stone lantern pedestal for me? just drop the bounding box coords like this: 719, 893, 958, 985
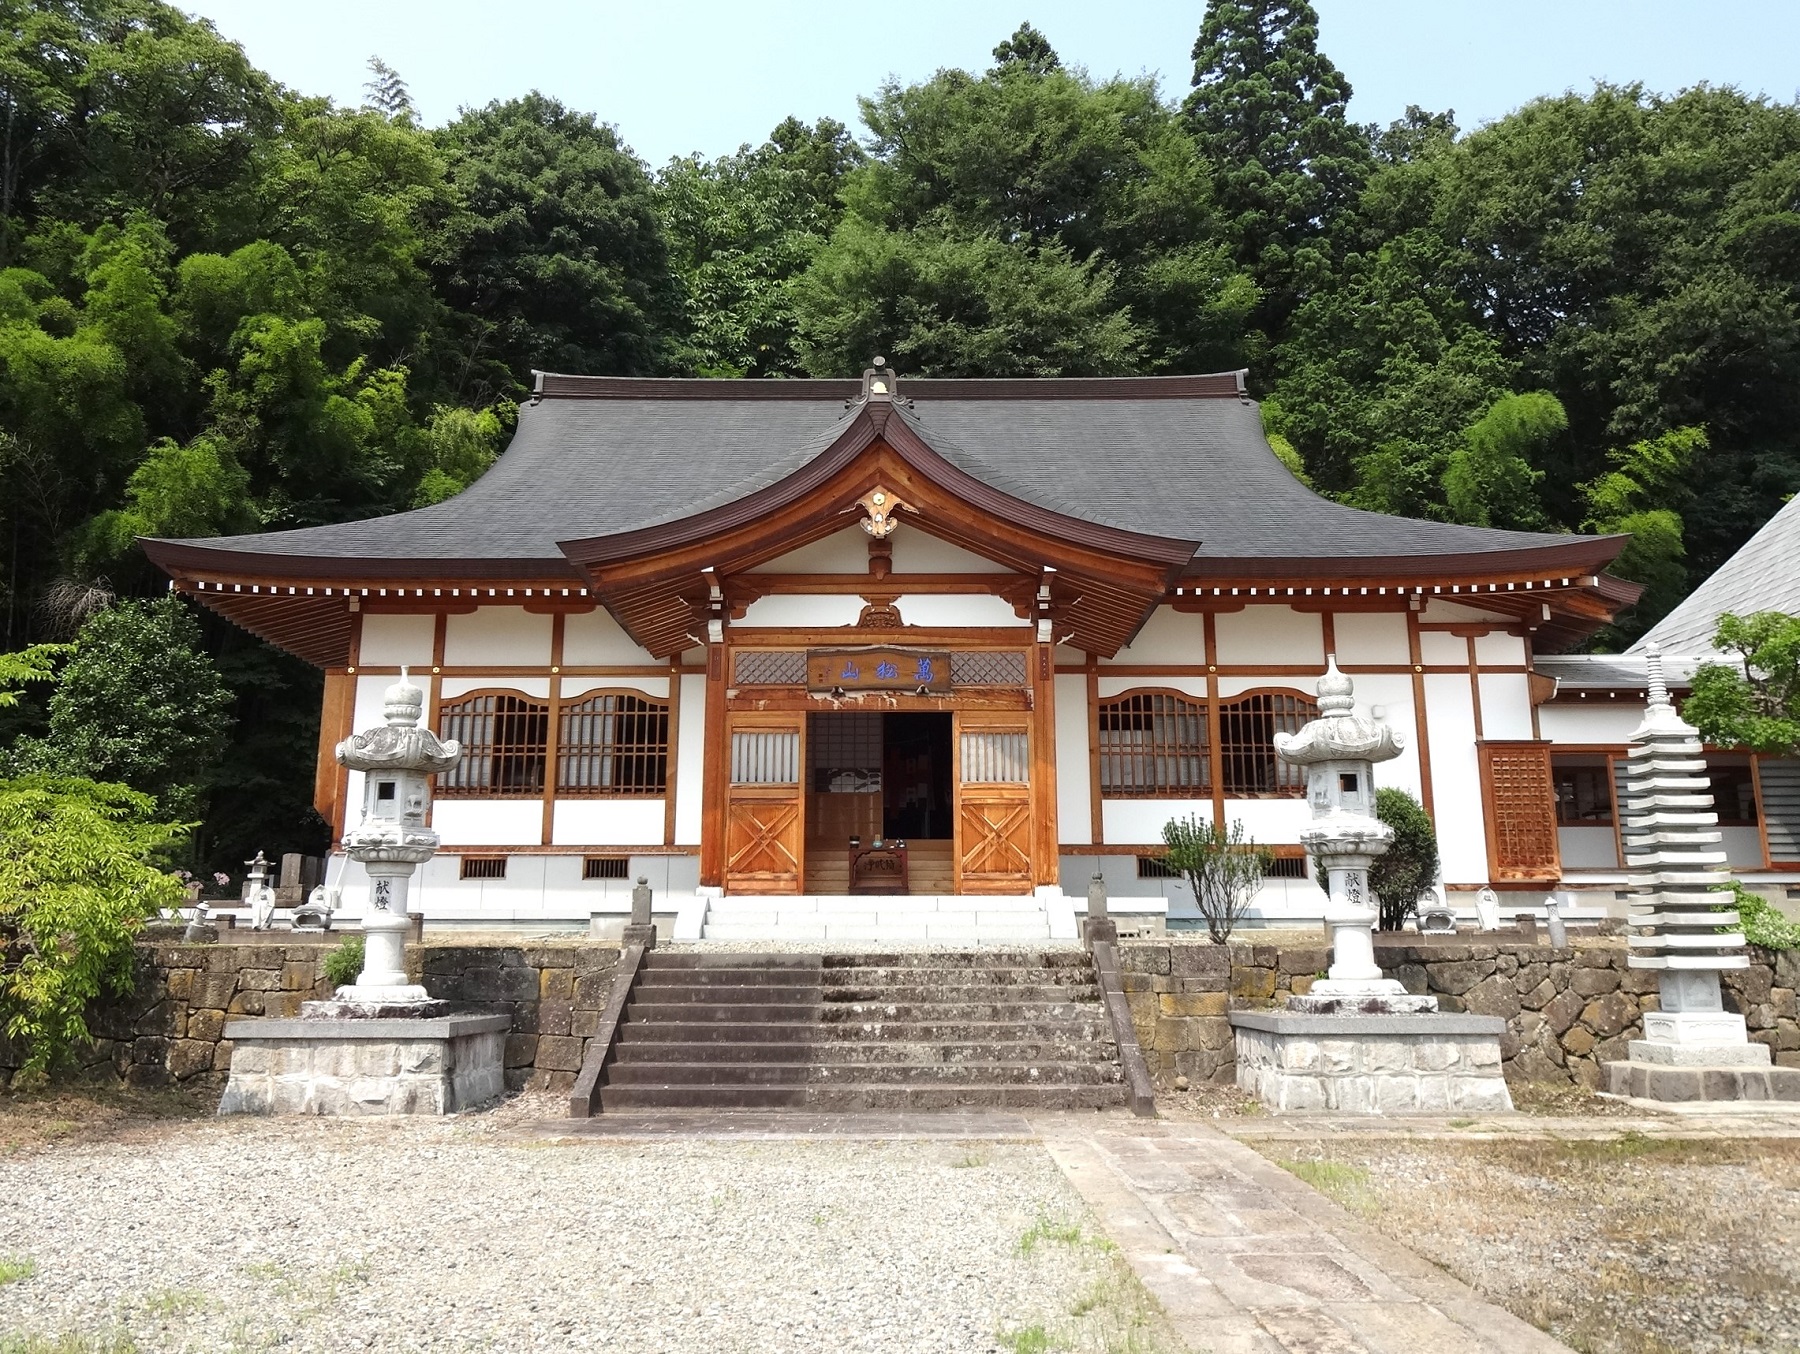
220, 670, 508, 1115
1229, 659, 1512, 1114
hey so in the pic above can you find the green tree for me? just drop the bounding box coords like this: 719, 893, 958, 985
1580, 425, 1708, 641
1184, 0, 1370, 341
8, 597, 233, 821
1370, 788, 1438, 931
1684, 611, 1800, 757
0, 774, 185, 1076
1441, 391, 1563, 529
1162, 814, 1271, 944
431, 93, 679, 400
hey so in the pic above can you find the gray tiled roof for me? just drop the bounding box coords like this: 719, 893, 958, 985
151, 377, 1601, 568
1534, 653, 1701, 691
1630, 493, 1800, 657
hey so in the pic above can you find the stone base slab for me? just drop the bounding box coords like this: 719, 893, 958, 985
1230, 1011, 1513, 1115
1284, 992, 1440, 1016
300, 998, 452, 1020
1604, 1059, 1800, 1103
218, 1014, 509, 1116
1627, 1039, 1771, 1067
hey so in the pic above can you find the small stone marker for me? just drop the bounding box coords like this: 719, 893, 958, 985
1474, 887, 1502, 931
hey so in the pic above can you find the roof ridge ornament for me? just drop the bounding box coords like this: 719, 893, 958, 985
857, 485, 912, 539
860, 355, 895, 403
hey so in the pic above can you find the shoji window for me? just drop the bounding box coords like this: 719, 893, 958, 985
438, 693, 549, 797
556, 691, 669, 796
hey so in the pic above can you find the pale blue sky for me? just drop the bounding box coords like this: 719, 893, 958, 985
182, 1, 1800, 168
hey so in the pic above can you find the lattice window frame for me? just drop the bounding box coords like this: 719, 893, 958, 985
437, 691, 549, 799
1217, 690, 1317, 798
732, 650, 807, 686
950, 651, 1028, 687
555, 689, 670, 797
1097, 689, 1210, 799
1479, 741, 1562, 881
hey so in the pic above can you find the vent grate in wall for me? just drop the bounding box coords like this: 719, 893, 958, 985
459, 856, 508, 880
583, 856, 629, 880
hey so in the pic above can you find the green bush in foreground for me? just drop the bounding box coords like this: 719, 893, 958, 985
0, 776, 185, 1077
1718, 882, 1800, 951
321, 936, 365, 990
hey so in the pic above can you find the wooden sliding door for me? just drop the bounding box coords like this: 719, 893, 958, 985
725, 714, 806, 894
954, 713, 1034, 894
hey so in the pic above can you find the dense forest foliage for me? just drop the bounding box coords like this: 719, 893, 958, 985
2, 0, 1798, 869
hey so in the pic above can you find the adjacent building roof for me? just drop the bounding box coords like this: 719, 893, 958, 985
1630, 492, 1800, 658
143, 372, 1624, 583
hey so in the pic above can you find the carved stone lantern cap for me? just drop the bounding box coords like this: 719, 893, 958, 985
336, 666, 462, 774
1273, 656, 1405, 766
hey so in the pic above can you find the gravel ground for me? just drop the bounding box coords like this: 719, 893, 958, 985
0, 1097, 1159, 1354
1248, 1133, 1800, 1354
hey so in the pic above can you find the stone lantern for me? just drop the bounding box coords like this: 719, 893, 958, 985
330, 667, 462, 1011
1273, 657, 1434, 1014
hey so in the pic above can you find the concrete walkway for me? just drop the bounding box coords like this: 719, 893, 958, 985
1035, 1118, 1570, 1354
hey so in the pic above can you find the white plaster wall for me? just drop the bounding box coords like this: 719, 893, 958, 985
358, 613, 435, 667
892, 594, 1028, 628
1418, 631, 1467, 665
1475, 632, 1527, 665
443, 607, 553, 667
440, 676, 550, 698
562, 676, 669, 700
1422, 599, 1508, 622
432, 799, 543, 846
552, 798, 666, 846
1539, 703, 1642, 744
758, 527, 872, 573
1723, 827, 1765, 868
1054, 673, 1091, 845
891, 529, 1010, 573
334, 851, 704, 925
1478, 673, 1536, 740
1104, 608, 1206, 666
675, 673, 706, 844
1560, 826, 1619, 870
1423, 672, 1488, 883
1216, 674, 1319, 698
1344, 671, 1426, 802
563, 608, 655, 665
1332, 612, 1409, 665
1102, 798, 1209, 844
1215, 606, 1323, 666
736, 594, 865, 628
1222, 798, 1311, 844
1099, 674, 1206, 699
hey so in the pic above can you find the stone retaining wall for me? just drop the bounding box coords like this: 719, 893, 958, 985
1118, 938, 1800, 1088
12, 940, 622, 1095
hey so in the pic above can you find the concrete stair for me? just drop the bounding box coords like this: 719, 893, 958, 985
701, 892, 1051, 942
596, 950, 1125, 1112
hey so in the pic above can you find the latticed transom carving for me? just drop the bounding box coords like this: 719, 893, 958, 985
557, 691, 669, 796
1481, 743, 1561, 878
950, 651, 1027, 686
438, 693, 548, 797
1099, 691, 1208, 797
733, 651, 807, 685
1218, 692, 1315, 796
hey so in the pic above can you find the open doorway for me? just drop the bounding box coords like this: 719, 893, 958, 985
804, 710, 954, 892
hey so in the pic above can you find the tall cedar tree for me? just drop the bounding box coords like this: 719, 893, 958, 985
1185, 0, 1370, 348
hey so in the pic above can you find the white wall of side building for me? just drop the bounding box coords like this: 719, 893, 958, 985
443, 607, 552, 666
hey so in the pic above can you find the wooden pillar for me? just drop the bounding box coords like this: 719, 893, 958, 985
699, 640, 728, 889
1407, 606, 1436, 820
1032, 639, 1060, 888
663, 661, 682, 847
314, 669, 356, 834
542, 613, 566, 846
1086, 661, 1103, 846
1203, 612, 1225, 831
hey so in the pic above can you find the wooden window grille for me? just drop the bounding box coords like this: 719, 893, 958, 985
1263, 855, 1309, 880
731, 729, 799, 784
583, 856, 629, 880
1136, 855, 1180, 879
1217, 692, 1315, 796
1098, 692, 1209, 797
557, 691, 669, 796
460, 856, 507, 880
438, 693, 548, 797
1479, 742, 1561, 880
959, 730, 1029, 783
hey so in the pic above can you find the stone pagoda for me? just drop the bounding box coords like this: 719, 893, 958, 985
1604, 647, 1793, 1100
1229, 658, 1512, 1114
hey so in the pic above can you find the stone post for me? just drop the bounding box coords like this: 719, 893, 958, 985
622, 875, 657, 949
1084, 872, 1116, 945
1273, 657, 1435, 1015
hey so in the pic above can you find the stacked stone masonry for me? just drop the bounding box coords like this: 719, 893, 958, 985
1119, 938, 1798, 1089
20, 936, 1796, 1095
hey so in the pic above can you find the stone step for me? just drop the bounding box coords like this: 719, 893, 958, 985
820, 951, 1090, 969
821, 984, 1098, 1004
613, 1039, 1115, 1066
699, 924, 1050, 942
618, 1021, 821, 1044
642, 953, 823, 971
596, 1083, 1126, 1112
607, 1061, 1121, 1087
819, 1000, 1101, 1023
819, 967, 1094, 988
817, 1020, 1114, 1042
625, 999, 820, 1023
633, 984, 825, 1004
639, 969, 826, 988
